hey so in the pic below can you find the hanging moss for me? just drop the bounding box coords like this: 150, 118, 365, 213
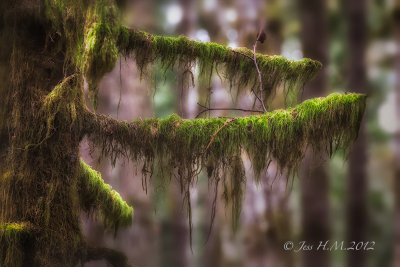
84, 93, 366, 231
78, 159, 133, 231
117, 28, 322, 108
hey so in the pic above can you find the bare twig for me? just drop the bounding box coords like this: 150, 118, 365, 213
232, 50, 254, 61
117, 59, 122, 119
198, 22, 267, 155
233, 50, 267, 107
231, 24, 267, 113
196, 103, 263, 118
202, 118, 237, 154
253, 21, 267, 113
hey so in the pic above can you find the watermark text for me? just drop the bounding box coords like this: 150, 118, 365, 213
283, 241, 375, 252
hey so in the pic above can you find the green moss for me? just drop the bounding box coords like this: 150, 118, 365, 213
81, 0, 121, 108
118, 28, 322, 108
44, 0, 321, 110
44, 0, 122, 109
41, 75, 83, 140
85, 93, 366, 231
78, 160, 133, 231
0, 222, 32, 267
0, 223, 31, 238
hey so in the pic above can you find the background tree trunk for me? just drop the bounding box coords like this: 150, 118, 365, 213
393, 1, 400, 266
299, 0, 330, 267
158, 1, 197, 266
345, 1, 368, 267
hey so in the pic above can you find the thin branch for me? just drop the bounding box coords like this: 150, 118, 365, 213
232, 50, 265, 107
202, 118, 237, 154
232, 50, 254, 61
231, 27, 267, 113
196, 103, 263, 118
253, 21, 267, 113
117, 59, 122, 119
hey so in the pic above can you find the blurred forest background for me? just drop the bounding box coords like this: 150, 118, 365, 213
80, 0, 399, 266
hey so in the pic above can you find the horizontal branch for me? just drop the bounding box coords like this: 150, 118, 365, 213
0, 222, 33, 239
0, 222, 34, 267
84, 93, 366, 177
116, 27, 322, 103
82, 93, 366, 230
78, 160, 133, 231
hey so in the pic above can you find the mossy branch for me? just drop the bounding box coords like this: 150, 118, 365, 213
116, 27, 322, 106
40, 74, 84, 138
44, 0, 321, 109
78, 160, 133, 232
83, 93, 366, 230
0, 222, 33, 267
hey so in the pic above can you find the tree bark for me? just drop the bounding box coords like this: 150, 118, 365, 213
299, 1, 330, 267
345, 1, 368, 267
393, 2, 400, 266
159, 2, 196, 267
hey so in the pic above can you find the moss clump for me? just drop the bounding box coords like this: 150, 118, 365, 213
41, 75, 85, 140
44, 0, 122, 109
85, 93, 366, 230
78, 159, 133, 231
0, 222, 32, 267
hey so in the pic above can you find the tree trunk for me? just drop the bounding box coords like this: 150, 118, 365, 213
299, 1, 330, 267
0, 8, 85, 266
345, 1, 368, 267
159, 2, 197, 267
393, 2, 400, 266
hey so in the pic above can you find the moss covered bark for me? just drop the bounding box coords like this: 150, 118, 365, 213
78, 160, 133, 231
0, 0, 365, 266
84, 93, 366, 233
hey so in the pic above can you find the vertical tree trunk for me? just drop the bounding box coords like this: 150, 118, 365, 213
393, 2, 400, 266
345, 1, 368, 267
176, 0, 196, 118
299, 1, 330, 267
0, 5, 85, 265
262, 2, 294, 266
159, 2, 197, 267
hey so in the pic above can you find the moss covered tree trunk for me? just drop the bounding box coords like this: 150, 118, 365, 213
299, 0, 330, 267
0, 3, 84, 266
0, 1, 132, 266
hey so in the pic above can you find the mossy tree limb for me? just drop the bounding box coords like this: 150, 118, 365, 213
43, 0, 322, 109
78, 159, 133, 232
83, 93, 366, 231
0, 223, 33, 267
116, 27, 322, 108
